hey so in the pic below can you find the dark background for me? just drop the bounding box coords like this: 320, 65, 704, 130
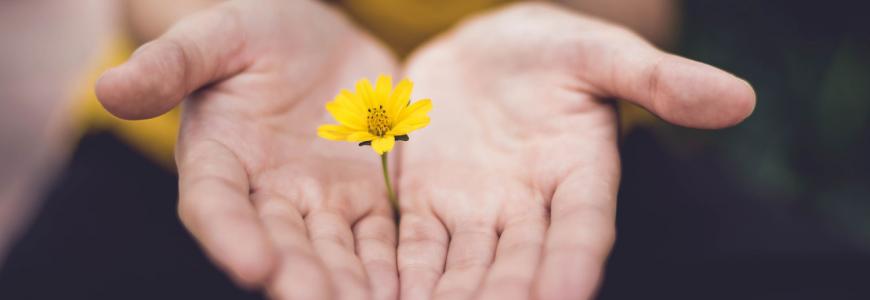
2, 0, 869, 299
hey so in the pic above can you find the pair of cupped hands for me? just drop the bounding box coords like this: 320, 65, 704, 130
96, 0, 754, 299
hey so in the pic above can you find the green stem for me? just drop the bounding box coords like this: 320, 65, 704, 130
381, 153, 399, 219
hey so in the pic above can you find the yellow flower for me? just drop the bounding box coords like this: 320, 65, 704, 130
317, 75, 432, 154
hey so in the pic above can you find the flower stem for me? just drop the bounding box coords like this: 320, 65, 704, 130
381, 153, 399, 219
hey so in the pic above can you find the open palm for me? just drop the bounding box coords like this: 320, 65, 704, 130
97, 1, 399, 299
396, 3, 755, 300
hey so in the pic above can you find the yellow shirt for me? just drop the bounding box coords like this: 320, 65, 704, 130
74, 0, 651, 169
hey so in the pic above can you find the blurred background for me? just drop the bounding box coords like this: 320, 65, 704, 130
1, 0, 868, 299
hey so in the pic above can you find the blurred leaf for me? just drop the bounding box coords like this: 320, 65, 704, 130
815, 41, 870, 151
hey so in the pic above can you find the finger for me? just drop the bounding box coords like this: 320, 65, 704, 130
432, 222, 498, 300
96, 3, 248, 119
306, 211, 372, 300
577, 24, 756, 128
354, 212, 399, 300
476, 211, 547, 300
253, 196, 332, 300
176, 139, 275, 289
398, 213, 449, 300
533, 145, 620, 300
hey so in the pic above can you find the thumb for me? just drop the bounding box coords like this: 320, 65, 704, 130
96, 5, 248, 120
579, 27, 756, 129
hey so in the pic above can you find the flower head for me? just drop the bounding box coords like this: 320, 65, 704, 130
317, 75, 432, 154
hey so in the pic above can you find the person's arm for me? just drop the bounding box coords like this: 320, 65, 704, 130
0, 0, 113, 264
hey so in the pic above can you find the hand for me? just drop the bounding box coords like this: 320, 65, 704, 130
396, 3, 755, 300
96, 1, 399, 299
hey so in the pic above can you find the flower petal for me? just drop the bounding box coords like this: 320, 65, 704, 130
347, 131, 377, 143
397, 99, 432, 122
371, 135, 395, 154
388, 116, 430, 136
374, 75, 392, 109
317, 124, 356, 141
326, 101, 366, 130
335, 89, 366, 115
388, 79, 413, 123
355, 78, 375, 108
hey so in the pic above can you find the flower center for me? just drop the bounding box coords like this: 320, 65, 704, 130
367, 105, 390, 136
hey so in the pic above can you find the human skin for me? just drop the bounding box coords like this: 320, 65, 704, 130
397, 3, 754, 300
97, 0, 400, 299
0, 0, 679, 279
95, 1, 755, 300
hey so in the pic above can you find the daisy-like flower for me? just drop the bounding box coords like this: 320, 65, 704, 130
317, 75, 431, 215
317, 75, 432, 154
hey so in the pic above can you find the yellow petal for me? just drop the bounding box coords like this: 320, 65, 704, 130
388, 79, 413, 123
335, 90, 366, 115
326, 101, 366, 130
397, 99, 432, 123
355, 78, 375, 108
347, 131, 377, 143
388, 116, 430, 136
371, 135, 395, 155
317, 124, 355, 141
374, 75, 392, 109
